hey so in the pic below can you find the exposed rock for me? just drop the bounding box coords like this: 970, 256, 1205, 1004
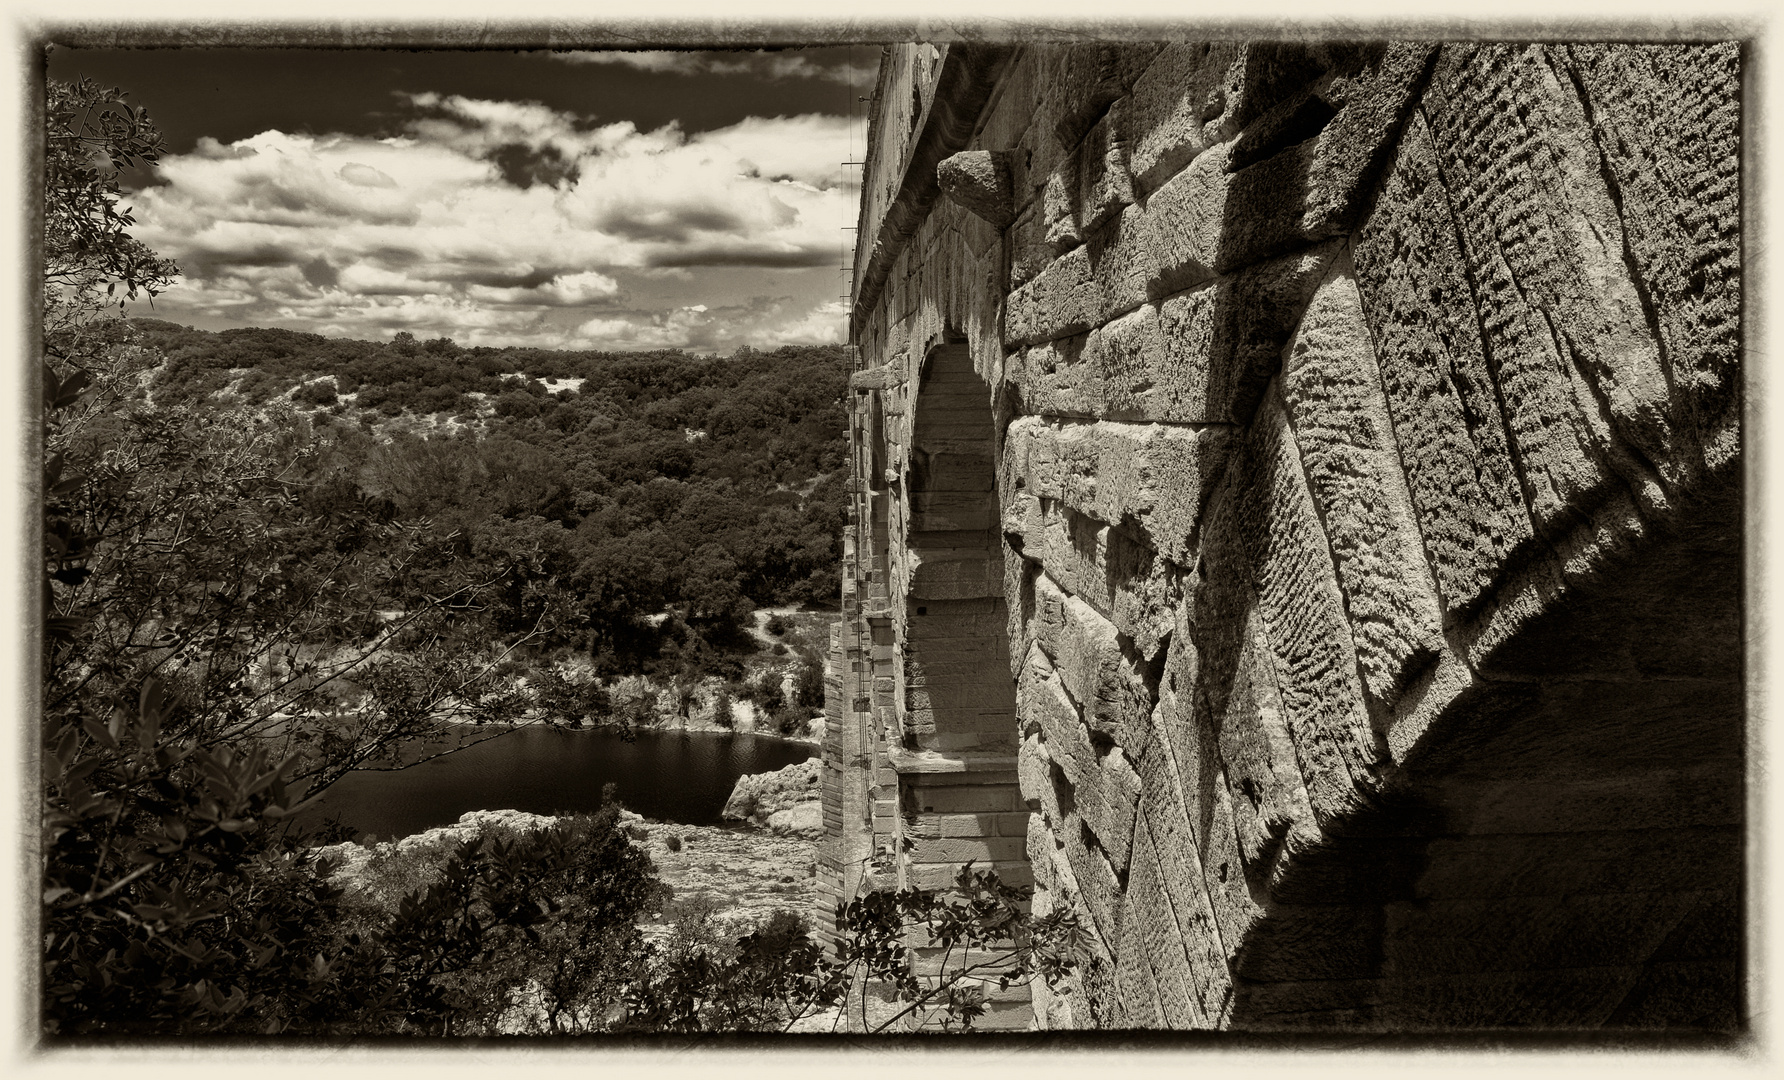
317, 807, 820, 956
623, 815, 819, 941
721, 757, 822, 833
764, 802, 823, 837
316, 809, 557, 892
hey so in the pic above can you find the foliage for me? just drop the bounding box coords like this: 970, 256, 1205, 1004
129, 315, 850, 676
38, 75, 1076, 1041
44, 78, 178, 337
39, 77, 552, 1036
623, 863, 1086, 1034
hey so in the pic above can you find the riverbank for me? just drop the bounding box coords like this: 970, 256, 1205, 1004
622, 813, 818, 943
316, 807, 821, 945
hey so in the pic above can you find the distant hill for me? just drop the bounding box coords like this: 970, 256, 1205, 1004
125, 319, 849, 682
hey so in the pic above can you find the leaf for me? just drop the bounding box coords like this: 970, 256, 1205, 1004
80, 717, 118, 752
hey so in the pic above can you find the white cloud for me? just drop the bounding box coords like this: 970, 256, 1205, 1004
338, 162, 397, 188
553, 49, 858, 85
468, 270, 621, 307
572, 295, 843, 354
130, 96, 857, 351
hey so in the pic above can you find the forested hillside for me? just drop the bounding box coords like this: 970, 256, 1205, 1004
39, 71, 1068, 1040
127, 319, 848, 681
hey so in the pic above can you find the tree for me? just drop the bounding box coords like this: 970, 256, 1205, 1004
39, 76, 1071, 1039
44, 79, 178, 336
38, 79, 549, 1035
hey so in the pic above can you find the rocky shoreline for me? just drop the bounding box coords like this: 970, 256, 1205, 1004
316, 761, 826, 939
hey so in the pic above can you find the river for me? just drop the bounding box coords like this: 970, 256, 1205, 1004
300, 725, 819, 841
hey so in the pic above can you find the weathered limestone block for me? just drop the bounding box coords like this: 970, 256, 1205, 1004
1013, 418, 1233, 565
1144, 629, 1267, 962
902, 778, 1024, 818
1010, 244, 1337, 428
1042, 158, 1082, 252
1278, 253, 1446, 707
1561, 43, 1742, 464
1422, 43, 1676, 525
937, 149, 1019, 229
907, 549, 1001, 601
1008, 40, 1428, 350
1027, 809, 1057, 884
1003, 536, 1038, 680
906, 806, 1034, 842
1018, 644, 1142, 870
1005, 244, 1104, 345
1125, 41, 1246, 196
1300, 43, 1440, 234
1013, 47, 1118, 215
850, 365, 893, 391
1003, 332, 1082, 422
909, 444, 995, 494
1114, 880, 1169, 1028
1165, 555, 1317, 897
1007, 139, 1249, 348
1008, 203, 1053, 290
1030, 572, 1152, 746
1153, 242, 1339, 425
1047, 43, 1155, 150
1223, 627, 1318, 887
1059, 807, 1127, 958
1028, 824, 1102, 1028
1217, 42, 1437, 274
1127, 40, 1351, 199
1352, 108, 1533, 620
1079, 97, 1135, 235
908, 488, 996, 532
1017, 728, 1054, 812
1125, 820, 1211, 1028
1041, 93, 1140, 250
1118, 140, 1234, 300
1129, 719, 1240, 1020
1229, 389, 1389, 826
907, 834, 1028, 866
1029, 500, 1179, 660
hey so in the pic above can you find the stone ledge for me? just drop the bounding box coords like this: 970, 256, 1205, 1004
889, 747, 1019, 775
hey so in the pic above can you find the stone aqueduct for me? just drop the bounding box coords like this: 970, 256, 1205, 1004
814, 41, 1743, 1030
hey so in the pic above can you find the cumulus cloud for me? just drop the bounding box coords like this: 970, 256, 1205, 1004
572, 296, 844, 353
553, 49, 858, 84
129, 95, 856, 350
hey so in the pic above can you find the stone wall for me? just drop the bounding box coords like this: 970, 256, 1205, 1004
825, 40, 1742, 1031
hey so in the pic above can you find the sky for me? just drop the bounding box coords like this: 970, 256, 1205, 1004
47, 46, 875, 353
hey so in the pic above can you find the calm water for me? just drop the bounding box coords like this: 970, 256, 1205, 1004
300, 726, 818, 840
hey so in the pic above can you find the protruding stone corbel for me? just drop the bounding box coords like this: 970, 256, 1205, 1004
850, 366, 891, 391
936, 149, 1021, 228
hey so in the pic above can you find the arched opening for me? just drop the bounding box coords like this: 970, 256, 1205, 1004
893, 343, 1028, 886
888, 342, 1032, 1029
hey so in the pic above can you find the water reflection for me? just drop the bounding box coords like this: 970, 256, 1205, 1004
301, 726, 818, 840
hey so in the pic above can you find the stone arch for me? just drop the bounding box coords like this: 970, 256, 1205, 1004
892, 342, 1029, 892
